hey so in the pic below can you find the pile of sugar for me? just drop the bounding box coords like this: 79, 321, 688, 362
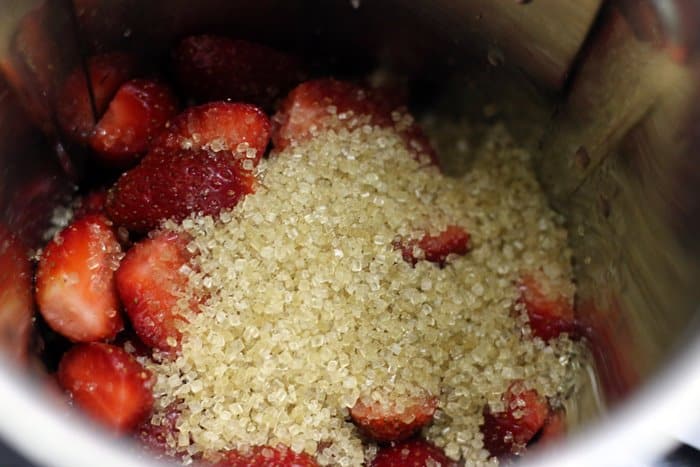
143, 122, 583, 466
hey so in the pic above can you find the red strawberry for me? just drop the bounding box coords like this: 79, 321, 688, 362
106, 102, 270, 232
136, 403, 182, 458
57, 342, 154, 432
396, 225, 470, 267
173, 35, 305, 109
56, 52, 138, 145
480, 383, 548, 459
518, 274, 579, 341
115, 231, 193, 353
73, 189, 107, 219
350, 394, 438, 442
211, 445, 318, 467
89, 79, 178, 168
35, 214, 123, 342
0, 226, 32, 362
371, 439, 455, 467
537, 409, 567, 446
272, 79, 438, 166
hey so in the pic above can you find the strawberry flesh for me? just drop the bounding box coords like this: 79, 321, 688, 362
89, 79, 178, 168
536, 408, 567, 446
35, 214, 123, 342
136, 402, 182, 459
371, 439, 455, 467
519, 274, 579, 341
396, 225, 470, 267
56, 52, 138, 145
115, 230, 193, 353
480, 383, 548, 459
272, 79, 438, 166
350, 394, 438, 442
106, 102, 270, 232
173, 35, 305, 109
211, 445, 318, 467
57, 342, 154, 432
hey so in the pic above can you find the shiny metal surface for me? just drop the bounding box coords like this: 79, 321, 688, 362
0, 0, 698, 466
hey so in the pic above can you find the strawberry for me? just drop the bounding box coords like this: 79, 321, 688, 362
73, 189, 107, 219
272, 79, 438, 166
350, 394, 438, 442
0, 226, 32, 362
518, 274, 579, 341
173, 35, 305, 109
371, 439, 455, 467
35, 214, 123, 342
395, 225, 470, 267
89, 79, 178, 168
211, 445, 318, 467
480, 382, 548, 459
115, 230, 193, 353
58, 342, 154, 432
56, 52, 138, 145
106, 102, 270, 232
136, 403, 182, 458
536, 408, 566, 446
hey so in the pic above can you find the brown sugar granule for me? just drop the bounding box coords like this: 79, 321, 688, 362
143, 122, 584, 466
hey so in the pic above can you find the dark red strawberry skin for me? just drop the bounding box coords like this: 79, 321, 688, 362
136, 402, 182, 458
56, 52, 138, 145
396, 225, 470, 267
89, 79, 179, 167
480, 384, 548, 459
115, 230, 193, 353
57, 342, 154, 433
518, 274, 579, 341
350, 394, 438, 442
105, 102, 270, 232
173, 35, 305, 109
211, 445, 318, 467
371, 439, 456, 467
35, 214, 123, 342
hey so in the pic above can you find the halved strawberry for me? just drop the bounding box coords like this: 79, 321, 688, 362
58, 342, 154, 432
518, 274, 579, 342
115, 230, 193, 352
73, 189, 107, 219
35, 214, 123, 342
480, 382, 548, 459
136, 402, 182, 458
173, 35, 305, 109
395, 225, 470, 267
89, 79, 178, 168
350, 393, 438, 442
56, 52, 138, 145
0, 226, 32, 362
371, 439, 455, 467
537, 408, 567, 446
106, 102, 270, 232
272, 79, 438, 166
211, 445, 318, 467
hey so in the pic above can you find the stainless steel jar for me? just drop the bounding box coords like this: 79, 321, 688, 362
0, 1, 698, 466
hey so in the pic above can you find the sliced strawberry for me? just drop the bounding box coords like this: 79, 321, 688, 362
518, 274, 579, 341
272, 79, 439, 166
89, 79, 178, 168
173, 35, 305, 109
211, 445, 318, 467
371, 439, 455, 467
396, 225, 470, 267
57, 342, 154, 432
106, 102, 270, 232
56, 52, 138, 145
536, 408, 567, 446
0, 226, 32, 362
480, 383, 548, 459
350, 393, 438, 442
115, 230, 193, 353
136, 403, 182, 458
73, 189, 107, 219
35, 214, 123, 342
